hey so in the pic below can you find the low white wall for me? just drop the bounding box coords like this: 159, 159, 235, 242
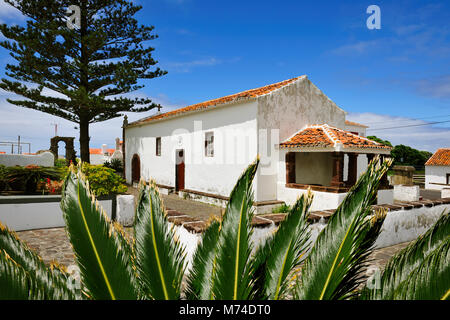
0, 196, 114, 231
442, 189, 450, 198
393, 185, 420, 202
0, 151, 54, 167
377, 189, 394, 205
374, 204, 450, 248
173, 203, 450, 273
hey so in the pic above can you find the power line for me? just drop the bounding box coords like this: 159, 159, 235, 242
356, 114, 450, 126
367, 119, 450, 131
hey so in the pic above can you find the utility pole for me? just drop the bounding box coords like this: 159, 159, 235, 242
51, 123, 58, 137
18, 135, 21, 154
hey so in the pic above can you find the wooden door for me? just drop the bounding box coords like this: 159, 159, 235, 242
176, 149, 185, 191
131, 154, 140, 183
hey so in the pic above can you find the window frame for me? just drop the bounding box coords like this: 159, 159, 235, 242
204, 131, 214, 157
156, 137, 161, 156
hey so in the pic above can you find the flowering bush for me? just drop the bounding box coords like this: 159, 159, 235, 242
60, 163, 127, 196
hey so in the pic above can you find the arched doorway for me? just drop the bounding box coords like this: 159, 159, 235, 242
131, 154, 141, 183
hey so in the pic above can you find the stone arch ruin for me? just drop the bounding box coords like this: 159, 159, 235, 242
49, 136, 77, 166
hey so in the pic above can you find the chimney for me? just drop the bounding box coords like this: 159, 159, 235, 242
115, 138, 120, 151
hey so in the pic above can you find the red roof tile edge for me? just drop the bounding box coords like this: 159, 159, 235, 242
280, 124, 392, 150
425, 148, 450, 166
127, 75, 306, 127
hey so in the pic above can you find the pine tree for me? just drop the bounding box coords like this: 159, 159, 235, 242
0, 0, 166, 162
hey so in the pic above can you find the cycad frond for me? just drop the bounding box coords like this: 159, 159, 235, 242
133, 180, 186, 300
0, 249, 42, 300
360, 210, 449, 300
60, 166, 138, 300
296, 156, 391, 300
250, 190, 313, 300
0, 222, 81, 299
212, 158, 259, 300
392, 238, 449, 300
185, 219, 221, 300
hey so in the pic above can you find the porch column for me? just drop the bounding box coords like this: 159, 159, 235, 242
380, 154, 390, 188
366, 153, 375, 165
347, 153, 358, 186
285, 152, 296, 184
331, 152, 344, 187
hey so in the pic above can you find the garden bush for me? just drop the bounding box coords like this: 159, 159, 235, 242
60, 163, 127, 196
6, 165, 61, 193
103, 158, 123, 173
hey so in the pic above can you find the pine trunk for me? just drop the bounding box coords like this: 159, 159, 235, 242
79, 119, 90, 163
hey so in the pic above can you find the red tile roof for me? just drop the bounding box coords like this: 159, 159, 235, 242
90, 148, 116, 155
345, 120, 368, 128
280, 124, 392, 150
128, 76, 306, 126
425, 148, 450, 166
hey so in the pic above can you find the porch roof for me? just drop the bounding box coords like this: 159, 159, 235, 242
279, 124, 392, 153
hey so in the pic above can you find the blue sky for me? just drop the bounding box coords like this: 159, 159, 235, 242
0, 0, 449, 153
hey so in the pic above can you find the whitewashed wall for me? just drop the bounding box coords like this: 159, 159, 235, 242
125, 100, 259, 198
256, 76, 347, 202
425, 165, 450, 190
344, 124, 367, 137
0, 151, 54, 167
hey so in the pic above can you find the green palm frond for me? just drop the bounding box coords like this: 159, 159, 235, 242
185, 219, 221, 300
60, 166, 138, 300
250, 190, 313, 300
296, 156, 391, 300
133, 180, 186, 300
212, 158, 259, 300
0, 249, 41, 300
392, 238, 449, 300
0, 222, 81, 300
360, 210, 449, 300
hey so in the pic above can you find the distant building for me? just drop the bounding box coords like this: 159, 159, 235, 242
89, 138, 123, 165
425, 148, 450, 190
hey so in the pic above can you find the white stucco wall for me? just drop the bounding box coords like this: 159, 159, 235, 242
125, 100, 259, 198
295, 152, 333, 186
256, 76, 347, 202
425, 165, 450, 190
344, 124, 366, 137
0, 151, 54, 167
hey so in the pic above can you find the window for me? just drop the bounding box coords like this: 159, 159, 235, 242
156, 137, 161, 156
447, 173, 450, 185
205, 131, 214, 157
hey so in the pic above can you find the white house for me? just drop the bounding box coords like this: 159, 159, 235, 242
124, 75, 392, 211
89, 138, 123, 165
425, 148, 450, 190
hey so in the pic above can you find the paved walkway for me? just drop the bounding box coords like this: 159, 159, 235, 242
126, 186, 223, 221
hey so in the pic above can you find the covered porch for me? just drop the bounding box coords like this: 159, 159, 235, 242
277, 124, 393, 210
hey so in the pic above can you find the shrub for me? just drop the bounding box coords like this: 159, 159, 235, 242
272, 203, 291, 213
0, 165, 9, 192
60, 163, 127, 196
103, 158, 123, 173
6, 165, 62, 193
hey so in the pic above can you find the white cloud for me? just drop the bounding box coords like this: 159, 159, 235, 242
0, 0, 24, 23
347, 112, 450, 153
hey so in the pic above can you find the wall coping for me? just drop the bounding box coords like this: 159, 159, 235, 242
166, 198, 450, 234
